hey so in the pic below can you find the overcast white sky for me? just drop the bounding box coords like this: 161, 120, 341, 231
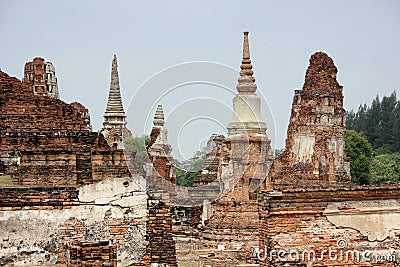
1, 0, 399, 159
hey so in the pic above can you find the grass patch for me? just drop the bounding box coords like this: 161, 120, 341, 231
0, 175, 14, 186
178, 261, 200, 267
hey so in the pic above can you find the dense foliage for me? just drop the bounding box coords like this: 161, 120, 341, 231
345, 130, 372, 184
370, 152, 400, 185
175, 150, 205, 187
123, 135, 204, 186
123, 135, 150, 166
346, 91, 400, 152
345, 91, 400, 185
176, 168, 198, 187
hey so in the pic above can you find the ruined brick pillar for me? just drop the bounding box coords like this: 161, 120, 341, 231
23, 57, 60, 98
145, 192, 178, 267
144, 105, 178, 267
269, 52, 351, 189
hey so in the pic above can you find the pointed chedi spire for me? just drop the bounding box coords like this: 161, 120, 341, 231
153, 104, 165, 127
236, 31, 257, 94
228, 30, 266, 135
148, 104, 172, 157
102, 54, 131, 146
104, 54, 126, 117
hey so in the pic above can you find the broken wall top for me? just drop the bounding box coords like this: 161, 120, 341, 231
302, 51, 342, 95
0, 71, 91, 133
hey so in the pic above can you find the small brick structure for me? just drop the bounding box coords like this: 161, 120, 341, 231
22, 57, 60, 98
146, 192, 178, 267
68, 240, 117, 267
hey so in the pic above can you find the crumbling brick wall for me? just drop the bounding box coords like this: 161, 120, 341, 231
0, 177, 148, 267
0, 71, 90, 133
258, 186, 400, 266
0, 71, 133, 186
197, 132, 273, 263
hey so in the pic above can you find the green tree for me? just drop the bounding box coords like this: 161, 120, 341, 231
176, 168, 198, 186
346, 110, 355, 129
380, 92, 398, 151
346, 91, 400, 153
345, 130, 373, 185
352, 104, 368, 135
370, 152, 400, 184
366, 96, 381, 147
123, 135, 150, 166
394, 99, 400, 152
175, 150, 206, 187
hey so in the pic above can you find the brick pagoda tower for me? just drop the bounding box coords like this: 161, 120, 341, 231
200, 31, 273, 261
224, 30, 274, 200
268, 52, 351, 189
23, 57, 59, 98
147, 104, 176, 185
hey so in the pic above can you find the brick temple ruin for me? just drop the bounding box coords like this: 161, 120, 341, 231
1, 31, 400, 267
23, 57, 60, 99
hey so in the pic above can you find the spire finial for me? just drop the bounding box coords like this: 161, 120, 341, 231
113, 54, 118, 69
153, 104, 165, 127
243, 31, 250, 60
236, 31, 257, 94
104, 54, 126, 118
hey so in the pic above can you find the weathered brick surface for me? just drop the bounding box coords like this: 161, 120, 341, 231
68, 240, 117, 267
269, 52, 351, 189
58, 217, 87, 264
0, 71, 90, 133
146, 192, 178, 267
0, 68, 173, 267
258, 186, 400, 266
22, 57, 60, 98
193, 134, 225, 187
0, 178, 149, 266
0, 186, 79, 210
0, 71, 133, 186
198, 133, 272, 261
1, 133, 132, 186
